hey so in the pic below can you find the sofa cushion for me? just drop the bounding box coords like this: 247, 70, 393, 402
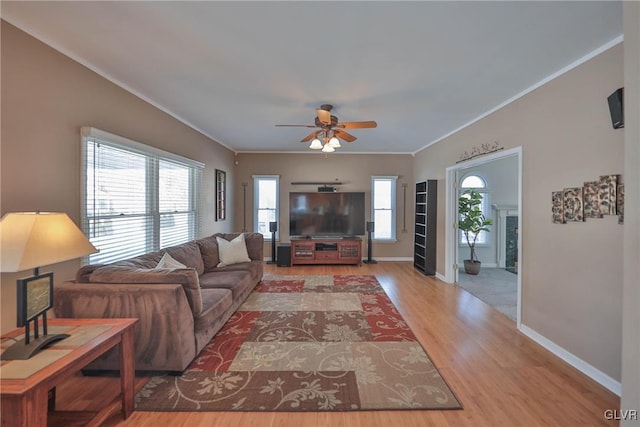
164, 241, 205, 275
199, 270, 254, 301
156, 252, 187, 269
88, 266, 203, 316
196, 235, 220, 271
214, 260, 263, 284
194, 288, 233, 341
76, 264, 104, 282
216, 234, 251, 267
109, 251, 163, 269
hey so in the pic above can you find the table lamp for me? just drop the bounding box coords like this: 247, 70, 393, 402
0, 212, 98, 360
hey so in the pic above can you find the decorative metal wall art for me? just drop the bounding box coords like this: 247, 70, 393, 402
563, 187, 584, 222
552, 174, 623, 224
617, 183, 624, 224
457, 141, 504, 163
582, 181, 602, 219
552, 191, 565, 224
598, 174, 618, 216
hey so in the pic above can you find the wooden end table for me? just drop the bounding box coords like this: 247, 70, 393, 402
1, 318, 138, 427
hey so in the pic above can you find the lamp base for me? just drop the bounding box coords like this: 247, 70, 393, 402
0, 333, 70, 360
363, 259, 378, 264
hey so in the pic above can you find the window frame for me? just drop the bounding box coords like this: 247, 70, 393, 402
81, 127, 203, 264
459, 173, 490, 246
371, 175, 398, 242
253, 175, 280, 241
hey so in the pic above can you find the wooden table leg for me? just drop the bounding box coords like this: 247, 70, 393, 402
119, 327, 135, 419
48, 387, 56, 411
1, 386, 49, 427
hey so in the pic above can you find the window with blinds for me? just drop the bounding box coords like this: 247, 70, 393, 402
253, 175, 279, 240
82, 127, 203, 264
371, 176, 397, 241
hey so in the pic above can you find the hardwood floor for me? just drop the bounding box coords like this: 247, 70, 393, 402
51, 262, 619, 426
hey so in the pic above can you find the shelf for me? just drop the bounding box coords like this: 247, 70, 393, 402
291, 182, 343, 185
414, 180, 437, 276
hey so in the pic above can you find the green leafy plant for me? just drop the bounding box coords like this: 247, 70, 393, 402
458, 189, 493, 264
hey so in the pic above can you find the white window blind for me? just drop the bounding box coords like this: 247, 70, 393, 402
82, 127, 203, 264
371, 176, 397, 240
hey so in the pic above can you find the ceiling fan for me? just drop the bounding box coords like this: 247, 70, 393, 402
276, 104, 377, 152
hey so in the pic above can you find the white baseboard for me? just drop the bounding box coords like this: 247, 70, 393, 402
519, 324, 621, 396
269, 257, 414, 263
367, 257, 413, 262
436, 272, 448, 282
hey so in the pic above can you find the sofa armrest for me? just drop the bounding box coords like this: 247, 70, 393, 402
87, 267, 203, 316
54, 281, 196, 372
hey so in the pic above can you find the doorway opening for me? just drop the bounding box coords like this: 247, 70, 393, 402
445, 147, 522, 326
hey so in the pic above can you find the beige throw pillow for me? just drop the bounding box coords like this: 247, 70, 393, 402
156, 252, 188, 269
216, 234, 251, 267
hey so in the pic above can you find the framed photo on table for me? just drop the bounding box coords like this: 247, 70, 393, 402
17, 272, 54, 327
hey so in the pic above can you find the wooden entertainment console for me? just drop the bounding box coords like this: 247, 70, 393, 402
290, 237, 362, 266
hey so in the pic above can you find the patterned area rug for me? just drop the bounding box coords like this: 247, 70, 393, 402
135, 275, 461, 411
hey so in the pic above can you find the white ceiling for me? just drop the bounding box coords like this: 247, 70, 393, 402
2, 1, 623, 154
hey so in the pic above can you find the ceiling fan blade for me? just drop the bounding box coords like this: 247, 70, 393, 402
275, 124, 317, 128
337, 121, 378, 129
300, 131, 320, 142
334, 129, 357, 142
316, 108, 332, 125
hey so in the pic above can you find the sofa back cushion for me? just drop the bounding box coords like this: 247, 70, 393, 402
197, 233, 264, 272
164, 241, 205, 276
196, 235, 220, 271
109, 251, 163, 269
88, 266, 203, 316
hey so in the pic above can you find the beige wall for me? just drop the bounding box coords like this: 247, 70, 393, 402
414, 44, 625, 381
234, 153, 414, 259
622, 1, 640, 420
0, 22, 236, 333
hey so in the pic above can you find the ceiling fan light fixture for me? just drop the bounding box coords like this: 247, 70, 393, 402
321, 143, 335, 153
276, 105, 377, 153
309, 138, 323, 150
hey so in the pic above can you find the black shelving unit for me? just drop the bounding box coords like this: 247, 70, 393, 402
414, 180, 437, 275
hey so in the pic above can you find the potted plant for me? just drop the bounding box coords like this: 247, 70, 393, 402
458, 189, 493, 275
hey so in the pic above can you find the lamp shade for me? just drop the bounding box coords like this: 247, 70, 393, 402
0, 212, 98, 272
321, 144, 335, 153
309, 138, 323, 150
328, 136, 341, 148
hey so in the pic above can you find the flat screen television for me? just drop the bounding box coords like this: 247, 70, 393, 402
290, 192, 365, 237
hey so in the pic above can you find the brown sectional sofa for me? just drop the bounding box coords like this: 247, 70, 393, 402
54, 232, 263, 373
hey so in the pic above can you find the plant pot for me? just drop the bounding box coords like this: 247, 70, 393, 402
464, 260, 481, 275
